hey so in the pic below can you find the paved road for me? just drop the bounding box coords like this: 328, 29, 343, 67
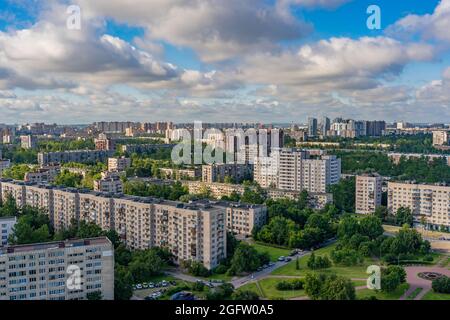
231, 251, 310, 289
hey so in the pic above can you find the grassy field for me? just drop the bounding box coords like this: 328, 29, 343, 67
271, 243, 377, 279
239, 277, 306, 300
251, 242, 292, 262
406, 288, 423, 300
356, 283, 410, 300
421, 290, 450, 300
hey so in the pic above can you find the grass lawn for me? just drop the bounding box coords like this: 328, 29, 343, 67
271, 243, 377, 279
239, 277, 306, 300
421, 290, 450, 300
406, 287, 423, 300
236, 282, 263, 297
356, 283, 409, 300
251, 242, 292, 262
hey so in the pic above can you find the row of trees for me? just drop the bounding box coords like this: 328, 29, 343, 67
123, 180, 188, 201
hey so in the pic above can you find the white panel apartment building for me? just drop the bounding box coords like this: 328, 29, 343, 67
355, 173, 383, 214
0, 237, 114, 300
254, 148, 341, 193
0, 216, 16, 247
388, 182, 450, 229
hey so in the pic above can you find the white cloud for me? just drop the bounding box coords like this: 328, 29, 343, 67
78, 0, 312, 62
387, 0, 450, 44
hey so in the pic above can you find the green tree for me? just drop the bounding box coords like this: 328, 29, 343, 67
86, 291, 103, 300
114, 265, 133, 300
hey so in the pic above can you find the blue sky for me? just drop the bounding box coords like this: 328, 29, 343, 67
0, 0, 449, 124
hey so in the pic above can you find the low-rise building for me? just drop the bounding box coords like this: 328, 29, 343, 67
159, 167, 201, 180
202, 163, 252, 183
93, 172, 124, 194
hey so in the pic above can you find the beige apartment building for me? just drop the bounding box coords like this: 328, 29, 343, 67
432, 130, 449, 146
202, 163, 252, 183
388, 182, 450, 229
108, 157, 131, 172
0, 237, 114, 300
355, 173, 383, 214
0, 179, 252, 269
52, 188, 80, 231
79, 192, 114, 231
224, 203, 266, 236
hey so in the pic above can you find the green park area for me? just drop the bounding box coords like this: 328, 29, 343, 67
356, 283, 410, 300
238, 277, 306, 300
421, 290, 450, 300
250, 242, 292, 262
271, 243, 378, 279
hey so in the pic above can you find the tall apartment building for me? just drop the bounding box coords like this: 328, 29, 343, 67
432, 130, 449, 146
154, 201, 226, 269
94, 133, 116, 151
0, 237, 114, 300
254, 149, 341, 193
38, 150, 114, 166
0, 179, 229, 269
225, 128, 284, 164
0, 216, 16, 246
321, 117, 331, 137
202, 163, 252, 183
20, 135, 37, 149
388, 182, 450, 229
108, 157, 131, 172
52, 188, 80, 231
355, 173, 382, 214
308, 118, 318, 137
79, 191, 114, 231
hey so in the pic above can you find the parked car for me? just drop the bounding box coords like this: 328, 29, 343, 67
171, 291, 196, 301
285, 257, 292, 262
278, 256, 285, 262
142, 282, 149, 289
136, 284, 143, 290
269, 262, 275, 267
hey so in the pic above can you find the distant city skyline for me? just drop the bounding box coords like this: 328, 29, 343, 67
1, 0, 450, 123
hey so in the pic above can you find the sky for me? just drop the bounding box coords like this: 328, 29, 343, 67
0, 0, 450, 124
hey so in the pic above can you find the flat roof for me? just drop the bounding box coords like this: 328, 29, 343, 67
0, 237, 111, 255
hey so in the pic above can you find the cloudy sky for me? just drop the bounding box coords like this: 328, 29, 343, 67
0, 0, 450, 124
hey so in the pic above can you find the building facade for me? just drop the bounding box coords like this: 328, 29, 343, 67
0, 216, 16, 247
0, 237, 114, 300
355, 173, 383, 214
388, 182, 450, 229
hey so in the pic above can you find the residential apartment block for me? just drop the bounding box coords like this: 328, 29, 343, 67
202, 163, 252, 183
355, 173, 383, 214
0, 216, 16, 247
93, 172, 124, 194
254, 148, 341, 193
0, 237, 114, 300
0, 179, 229, 269
388, 182, 450, 229
38, 150, 114, 166
20, 135, 37, 149
432, 130, 449, 146
108, 157, 131, 172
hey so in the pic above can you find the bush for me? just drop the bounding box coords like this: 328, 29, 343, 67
432, 276, 450, 294
276, 279, 304, 291
307, 252, 332, 270
214, 264, 229, 275
422, 254, 434, 262
232, 290, 260, 300
192, 281, 205, 292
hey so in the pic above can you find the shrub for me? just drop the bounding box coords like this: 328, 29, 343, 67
276, 279, 304, 291
432, 276, 450, 294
